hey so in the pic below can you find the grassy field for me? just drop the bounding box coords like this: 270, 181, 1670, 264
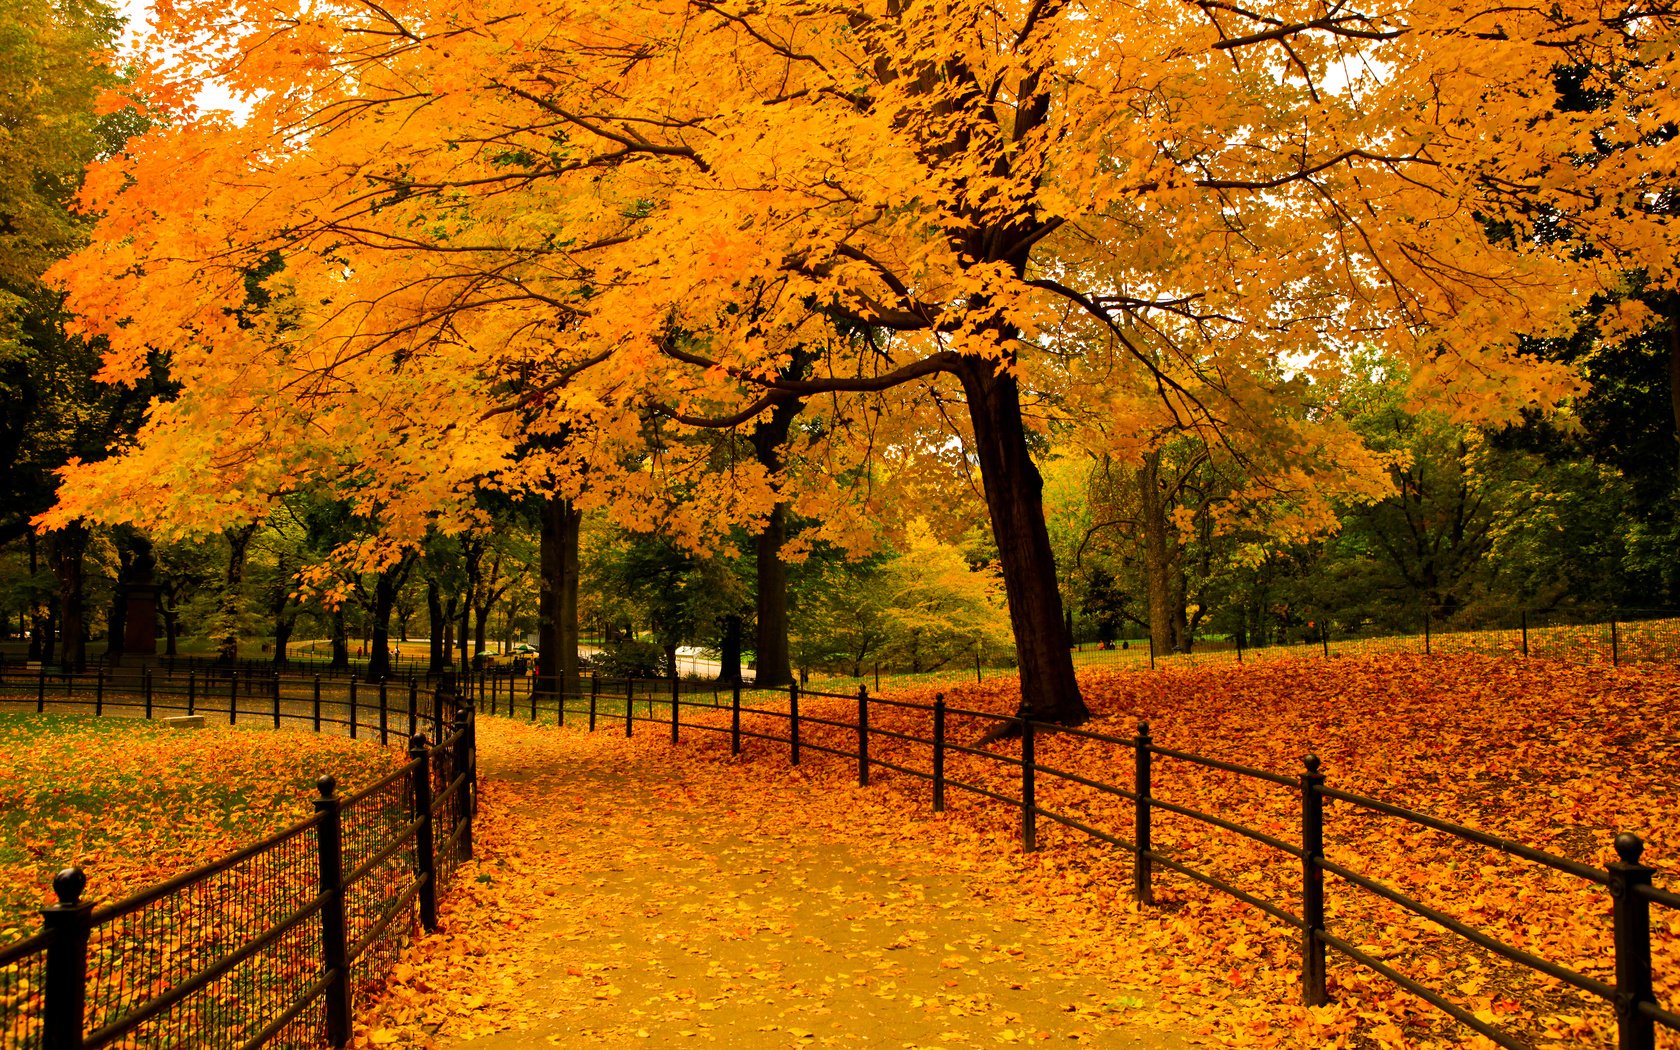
0, 714, 400, 937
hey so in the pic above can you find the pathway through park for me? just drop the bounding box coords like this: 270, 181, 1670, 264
369, 719, 1190, 1049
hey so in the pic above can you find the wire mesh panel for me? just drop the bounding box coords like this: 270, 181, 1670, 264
430, 736, 467, 890
0, 935, 47, 1050
82, 821, 325, 1049
339, 769, 419, 1012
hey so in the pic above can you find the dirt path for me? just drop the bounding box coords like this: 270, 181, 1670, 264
374, 720, 1190, 1050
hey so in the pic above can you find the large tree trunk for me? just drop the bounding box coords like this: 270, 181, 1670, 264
955, 359, 1087, 726
106, 583, 127, 663
274, 615, 293, 666
426, 578, 445, 673
537, 496, 581, 696
161, 582, 179, 658
52, 524, 89, 673
367, 554, 416, 681
458, 594, 470, 676
1139, 451, 1178, 657
330, 609, 350, 670
368, 578, 395, 681
218, 523, 259, 664
750, 397, 804, 688
718, 614, 742, 684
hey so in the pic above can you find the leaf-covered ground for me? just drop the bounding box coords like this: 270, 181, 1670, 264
355, 721, 1189, 1048
0, 713, 401, 938
369, 654, 1680, 1049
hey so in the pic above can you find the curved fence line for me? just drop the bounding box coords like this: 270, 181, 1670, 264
478, 672, 1671, 1050
0, 674, 478, 1050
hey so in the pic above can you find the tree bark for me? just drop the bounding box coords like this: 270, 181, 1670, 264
719, 613, 742, 684
1139, 451, 1178, 657
218, 523, 259, 664
426, 578, 445, 673
750, 397, 804, 688
368, 578, 396, 681
330, 609, 350, 670
274, 615, 294, 666
161, 582, 178, 658
51, 524, 88, 673
954, 359, 1087, 725
458, 594, 470, 676
537, 496, 582, 695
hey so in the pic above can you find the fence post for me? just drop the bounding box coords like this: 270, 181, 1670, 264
408, 677, 419, 738
787, 682, 800, 765
348, 677, 357, 739
670, 673, 680, 745
1148, 636, 1156, 670
144, 669, 153, 719
975, 647, 982, 684
490, 673, 498, 716
432, 677, 445, 735
731, 680, 742, 755
187, 671, 195, 716
268, 674, 278, 728
1134, 721, 1153, 905
556, 672, 564, 727
313, 676, 322, 733
1320, 622, 1330, 659
1236, 638, 1243, 665
1610, 832, 1656, 1050
379, 679, 390, 746
1020, 717, 1036, 853
454, 707, 475, 857
37, 664, 46, 713
41, 867, 91, 1050
228, 674, 237, 725
409, 734, 439, 933
1424, 608, 1432, 655
857, 686, 870, 788
1612, 618, 1621, 668
1300, 754, 1328, 1007
589, 675, 598, 732
529, 673, 538, 721
313, 777, 353, 1048
625, 677, 634, 738
94, 668, 102, 717
933, 695, 946, 812
1521, 610, 1529, 657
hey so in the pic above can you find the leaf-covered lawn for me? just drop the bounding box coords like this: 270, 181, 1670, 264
0, 714, 401, 939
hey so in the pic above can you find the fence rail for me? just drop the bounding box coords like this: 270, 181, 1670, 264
0, 673, 477, 1050
471, 671, 1674, 1050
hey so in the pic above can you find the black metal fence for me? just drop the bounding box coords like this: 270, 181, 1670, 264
1066, 605, 1680, 674
0, 672, 477, 1049
478, 672, 1675, 1050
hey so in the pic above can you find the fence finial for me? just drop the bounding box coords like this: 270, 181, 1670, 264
52, 867, 86, 907
316, 774, 337, 798
1304, 754, 1321, 775
1616, 831, 1645, 864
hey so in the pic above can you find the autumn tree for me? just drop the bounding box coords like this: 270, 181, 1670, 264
54, 0, 1679, 723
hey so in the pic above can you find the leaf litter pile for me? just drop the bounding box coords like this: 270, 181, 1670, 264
361, 654, 1677, 1049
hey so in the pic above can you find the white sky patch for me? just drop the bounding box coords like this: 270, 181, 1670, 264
115, 0, 249, 118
